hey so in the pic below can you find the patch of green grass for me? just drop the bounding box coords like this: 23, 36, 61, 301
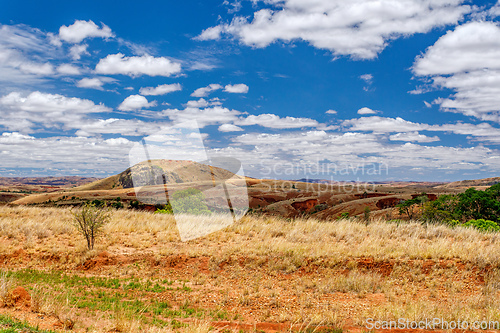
170, 319, 186, 329
3, 269, 226, 329
0, 315, 55, 333
210, 309, 231, 321
8, 269, 121, 289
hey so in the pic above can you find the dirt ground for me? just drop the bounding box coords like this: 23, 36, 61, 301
1, 206, 500, 332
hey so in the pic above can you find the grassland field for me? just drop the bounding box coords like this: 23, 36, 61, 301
1, 205, 500, 333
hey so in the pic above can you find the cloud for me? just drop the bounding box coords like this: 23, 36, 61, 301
196, 26, 224, 41
69, 44, 89, 60
389, 132, 440, 143
218, 123, 244, 132
237, 114, 319, 129
197, 0, 470, 59
19, 63, 54, 75
75, 118, 170, 137
58, 20, 114, 43
413, 21, 500, 122
490, 1, 500, 17
57, 64, 81, 75
95, 53, 182, 77
224, 83, 249, 93
118, 95, 157, 111
0, 91, 109, 114
191, 84, 223, 97
436, 122, 500, 144
357, 107, 378, 115
0, 24, 62, 84
344, 115, 500, 144
139, 83, 182, 96
343, 116, 427, 133
359, 74, 373, 84
326, 110, 337, 115
424, 101, 432, 108
160, 106, 243, 128
0, 133, 133, 176
413, 21, 500, 76
184, 98, 222, 108
229, 130, 500, 179
0, 91, 110, 132
76, 77, 116, 90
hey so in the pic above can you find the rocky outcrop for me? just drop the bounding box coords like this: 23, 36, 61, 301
291, 199, 319, 212
376, 197, 404, 209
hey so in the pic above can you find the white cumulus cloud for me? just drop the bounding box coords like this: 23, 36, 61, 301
57, 64, 81, 75
390, 132, 440, 143
224, 83, 249, 94
218, 123, 244, 132
76, 77, 116, 90
197, 0, 470, 59
69, 44, 89, 60
357, 107, 378, 115
237, 114, 319, 129
413, 21, 500, 122
139, 83, 182, 96
118, 95, 157, 111
0, 91, 110, 132
191, 84, 223, 97
58, 20, 114, 43
95, 53, 182, 77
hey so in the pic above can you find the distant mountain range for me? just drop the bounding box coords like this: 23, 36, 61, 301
293, 178, 445, 186
0, 176, 99, 187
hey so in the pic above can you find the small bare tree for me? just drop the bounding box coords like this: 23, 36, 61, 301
71, 203, 111, 250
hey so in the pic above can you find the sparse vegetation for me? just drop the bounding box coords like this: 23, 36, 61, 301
170, 188, 211, 215
338, 212, 349, 219
2, 201, 500, 332
71, 202, 111, 250
0, 315, 55, 333
463, 219, 500, 232
397, 194, 427, 219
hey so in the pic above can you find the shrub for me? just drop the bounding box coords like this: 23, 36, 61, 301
71, 203, 111, 250
154, 202, 173, 214
91, 199, 105, 207
363, 207, 371, 223
422, 194, 459, 222
170, 188, 211, 215
111, 197, 123, 209
312, 204, 328, 214
338, 212, 350, 220
457, 188, 500, 222
463, 219, 500, 232
397, 194, 428, 219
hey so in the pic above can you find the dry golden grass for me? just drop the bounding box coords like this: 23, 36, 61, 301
1, 205, 500, 331
0, 271, 14, 307
2, 205, 500, 267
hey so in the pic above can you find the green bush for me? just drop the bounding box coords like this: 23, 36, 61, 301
422, 185, 500, 224
457, 188, 500, 222
91, 199, 105, 207
337, 212, 350, 220
154, 202, 173, 214
463, 219, 500, 232
111, 197, 123, 209
170, 188, 211, 215
363, 207, 371, 222
397, 194, 428, 219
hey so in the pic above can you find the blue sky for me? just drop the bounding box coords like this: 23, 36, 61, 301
1, 0, 500, 181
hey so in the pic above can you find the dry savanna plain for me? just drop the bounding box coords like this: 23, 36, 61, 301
1, 169, 500, 333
